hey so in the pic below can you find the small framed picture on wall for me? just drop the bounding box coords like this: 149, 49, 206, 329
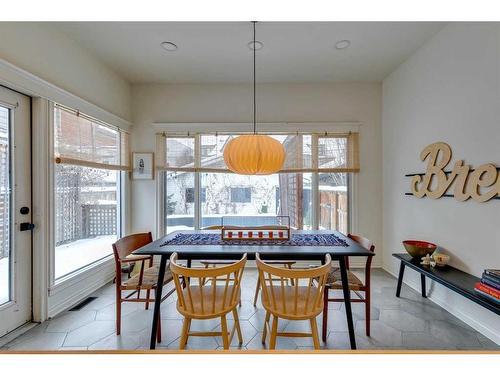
132, 152, 155, 180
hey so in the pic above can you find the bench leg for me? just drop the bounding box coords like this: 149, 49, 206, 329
396, 261, 405, 297
420, 274, 427, 298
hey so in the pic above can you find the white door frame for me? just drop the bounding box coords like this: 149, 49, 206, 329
0, 86, 32, 337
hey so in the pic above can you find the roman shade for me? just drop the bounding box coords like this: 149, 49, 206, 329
54, 104, 131, 171
158, 132, 359, 173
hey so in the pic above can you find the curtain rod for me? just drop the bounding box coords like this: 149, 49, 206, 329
157, 131, 355, 137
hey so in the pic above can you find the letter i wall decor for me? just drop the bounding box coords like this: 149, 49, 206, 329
406, 142, 500, 202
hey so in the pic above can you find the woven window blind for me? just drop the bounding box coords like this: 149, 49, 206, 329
54, 104, 131, 171
159, 132, 359, 173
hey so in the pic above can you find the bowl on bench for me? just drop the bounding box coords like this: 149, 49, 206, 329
402, 240, 437, 258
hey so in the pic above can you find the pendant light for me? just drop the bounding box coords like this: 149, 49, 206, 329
223, 21, 285, 175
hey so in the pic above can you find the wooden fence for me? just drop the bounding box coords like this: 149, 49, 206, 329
81, 204, 117, 238
319, 190, 348, 233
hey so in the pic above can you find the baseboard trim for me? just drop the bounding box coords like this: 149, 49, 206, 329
383, 265, 500, 345
47, 262, 115, 318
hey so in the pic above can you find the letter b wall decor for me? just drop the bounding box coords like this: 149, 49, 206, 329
408, 142, 500, 202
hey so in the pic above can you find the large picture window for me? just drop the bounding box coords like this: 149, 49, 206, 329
161, 132, 358, 234
53, 105, 129, 280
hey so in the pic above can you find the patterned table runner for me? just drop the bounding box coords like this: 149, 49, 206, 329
161, 233, 348, 247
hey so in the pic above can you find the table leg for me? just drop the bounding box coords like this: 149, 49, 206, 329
396, 261, 405, 297
420, 274, 427, 298
181, 258, 192, 288
149, 254, 167, 350
186, 258, 192, 285
339, 256, 356, 350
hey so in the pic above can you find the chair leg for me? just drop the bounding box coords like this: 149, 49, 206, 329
322, 286, 329, 342
253, 278, 260, 306
365, 288, 371, 336
262, 311, 271, 344
287, 264, 294, 286
145, 289, 150, 310
116, 288, 121, 335
179, 318, 190, 350
269, 315, 278, 350
310, 318, 320, 350
232, 308, 243, 345
221, 315, 230, 349
156, 315, 162, 343
184, 319, 191, 346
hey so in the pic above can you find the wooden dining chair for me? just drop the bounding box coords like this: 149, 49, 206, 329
169, 252, 247, 350
112, 232, 175, 342
321, 234, 375, 341
198, 225, 296, 305
253, 260, 296, 306
198, 226, 242, 303
256, 253, 332, 349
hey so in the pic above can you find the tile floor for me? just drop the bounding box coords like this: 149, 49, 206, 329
1, 268, 498, 351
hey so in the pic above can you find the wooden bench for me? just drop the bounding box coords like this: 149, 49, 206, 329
392, 253, 499, 315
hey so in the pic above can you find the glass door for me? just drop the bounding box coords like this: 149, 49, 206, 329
0, 86, 32, 337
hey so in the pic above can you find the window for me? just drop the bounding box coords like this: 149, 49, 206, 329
185, 187, 195, 203
53, 105, 129, 280
161, 132, 359, 233
319, 173, 349, 231
185, 187, 206, 203
230, 187, 251, 203
201, 173, 278, 227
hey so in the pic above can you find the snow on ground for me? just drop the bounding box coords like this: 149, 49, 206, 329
0, 235, 116, 303
55, 235, 116, 279
166, 225, 193, 234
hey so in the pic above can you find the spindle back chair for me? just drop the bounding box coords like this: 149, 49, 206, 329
198, 225, 296, 305
322, 233, 375, 341
256, 253, 332, 349
169, 252, 247, 349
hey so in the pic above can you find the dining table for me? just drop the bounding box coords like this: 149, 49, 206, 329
133, 229, 375, 350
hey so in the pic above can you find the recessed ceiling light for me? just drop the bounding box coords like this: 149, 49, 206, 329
247, 40, 264, 51
161, 41, 178, 51
335, 40, 351, 50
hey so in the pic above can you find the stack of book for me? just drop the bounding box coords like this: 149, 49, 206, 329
474, 269, 500, 304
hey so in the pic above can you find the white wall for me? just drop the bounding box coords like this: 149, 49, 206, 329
382, 23, 500, 343
131, 82, 383, 266
0, 22, 132, 122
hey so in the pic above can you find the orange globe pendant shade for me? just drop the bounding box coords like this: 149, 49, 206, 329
223, 134, 285, 175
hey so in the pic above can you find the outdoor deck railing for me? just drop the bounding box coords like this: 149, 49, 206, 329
55, 204, 116, 246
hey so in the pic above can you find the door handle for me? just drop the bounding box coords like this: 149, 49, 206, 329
20, 222, 35, 231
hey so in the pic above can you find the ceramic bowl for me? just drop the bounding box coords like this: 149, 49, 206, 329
402, 240, 437, 258
433, 253, 450, 267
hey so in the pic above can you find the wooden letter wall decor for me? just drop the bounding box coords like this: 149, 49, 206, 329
410, 142, 500, 202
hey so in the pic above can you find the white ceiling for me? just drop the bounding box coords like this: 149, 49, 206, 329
55, 22, 445, 84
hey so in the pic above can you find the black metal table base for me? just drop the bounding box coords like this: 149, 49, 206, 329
338, 256, 356, 349
150, 255, 167, 349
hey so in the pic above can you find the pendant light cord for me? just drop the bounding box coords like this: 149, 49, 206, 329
252, 21, 257, 135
